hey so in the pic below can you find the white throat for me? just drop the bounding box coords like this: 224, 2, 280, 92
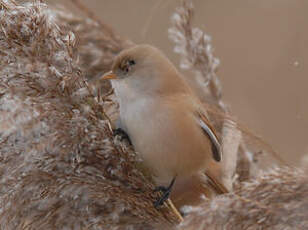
111, 79, 155, 134
111, 79, 141, 106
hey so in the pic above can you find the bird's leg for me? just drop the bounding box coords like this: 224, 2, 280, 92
154, 177, 176, 208
113, 128, 132, 145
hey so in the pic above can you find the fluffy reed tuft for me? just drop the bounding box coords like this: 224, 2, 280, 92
0, 0, 306, 229
178, 167, 308, 230
0, 1, 179, 229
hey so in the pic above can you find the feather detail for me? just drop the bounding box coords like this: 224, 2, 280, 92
196, 111, 222, 162
204, 170, 229, 194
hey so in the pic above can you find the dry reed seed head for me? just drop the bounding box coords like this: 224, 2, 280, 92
178, 167, 308, 230
168, 0, 220, 89
47, 3, 130, 84
0, 1, 84, 98
168, 0, 224, 112
0, 1, 179, 229
300, 154, 308, 172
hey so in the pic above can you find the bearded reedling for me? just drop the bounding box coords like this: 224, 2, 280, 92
101, 44, 228, 207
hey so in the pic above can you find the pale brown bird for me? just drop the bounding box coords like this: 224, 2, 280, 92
101, 44, 228, 207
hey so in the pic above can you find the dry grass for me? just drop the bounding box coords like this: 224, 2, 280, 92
0, 0, 307, 229
168, 0, 221, 104
0, 1, 180, 229
178, 167, 308, 230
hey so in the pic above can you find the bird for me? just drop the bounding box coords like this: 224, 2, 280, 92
101, 44, 228, 208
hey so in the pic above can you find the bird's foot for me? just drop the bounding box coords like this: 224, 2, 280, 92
154, 187, 171, 208
153, 177, 176, 208
113, 128, 132, 144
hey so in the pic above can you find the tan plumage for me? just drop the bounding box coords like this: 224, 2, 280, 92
101, 44, 228, 208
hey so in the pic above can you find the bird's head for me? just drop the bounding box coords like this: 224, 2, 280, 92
101, 44, 189, 96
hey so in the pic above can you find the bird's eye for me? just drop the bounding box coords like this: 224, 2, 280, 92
120, 59, 135, 75
128, 59, 135, 66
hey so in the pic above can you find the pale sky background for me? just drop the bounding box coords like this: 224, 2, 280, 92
52, 0, 308, 165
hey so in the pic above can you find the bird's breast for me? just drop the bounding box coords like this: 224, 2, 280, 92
119, 96, 156, 136
117, 95, 213, 184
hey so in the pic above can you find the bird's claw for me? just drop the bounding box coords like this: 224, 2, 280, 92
154, 188, 171, 208
153, 177, 176, 208
113, 128, 132, 144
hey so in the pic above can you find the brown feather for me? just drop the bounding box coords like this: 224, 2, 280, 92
197, 110, 222, 162
204, 170, 229, 194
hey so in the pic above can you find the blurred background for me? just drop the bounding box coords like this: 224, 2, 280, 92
52, 0, 307, 166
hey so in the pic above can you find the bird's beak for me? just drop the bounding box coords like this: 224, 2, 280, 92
101, 71, 117, 80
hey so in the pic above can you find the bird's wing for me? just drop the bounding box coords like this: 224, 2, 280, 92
195, 110, 229, 194
196, 110, 222, 162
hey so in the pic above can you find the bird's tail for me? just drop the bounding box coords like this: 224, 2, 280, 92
170, 172, 228, 210
203, 170, 229, 194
